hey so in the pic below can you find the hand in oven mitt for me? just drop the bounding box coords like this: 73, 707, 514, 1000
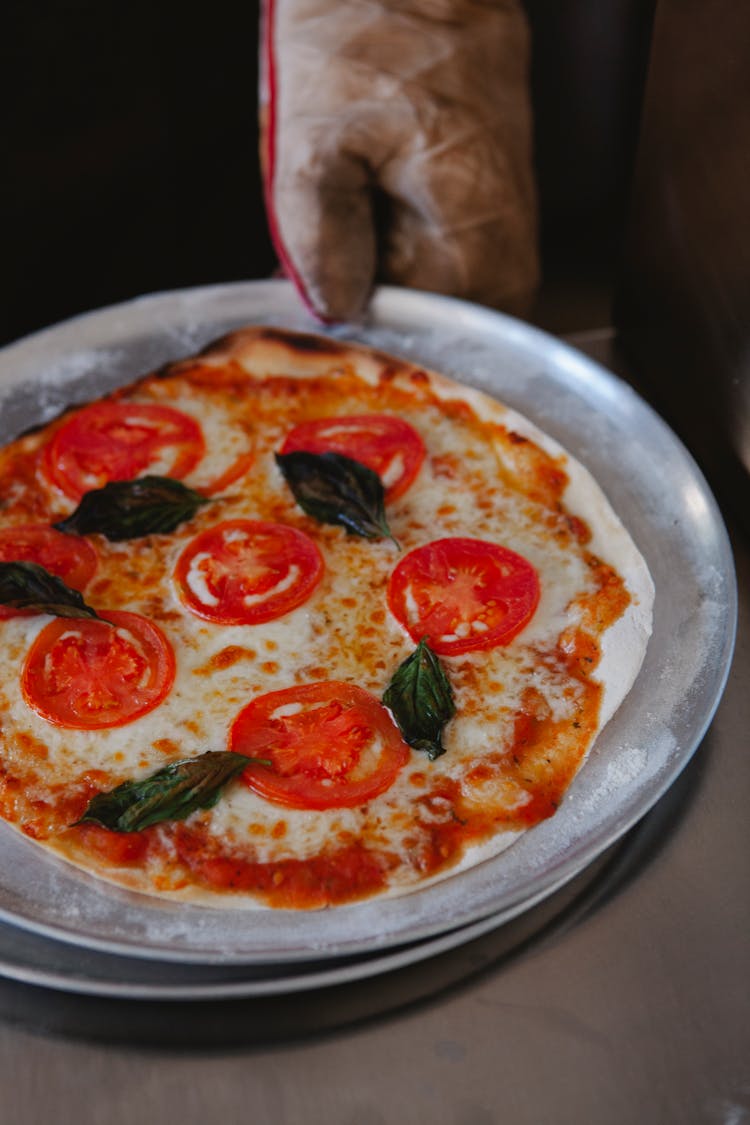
260, 0, 539, 322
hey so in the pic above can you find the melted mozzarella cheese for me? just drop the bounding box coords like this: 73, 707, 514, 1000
0, 339, 653, 907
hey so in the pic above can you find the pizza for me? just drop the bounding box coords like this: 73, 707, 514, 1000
0, 326, 653, 909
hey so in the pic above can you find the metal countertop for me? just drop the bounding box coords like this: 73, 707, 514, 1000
0, 335, 747, 1125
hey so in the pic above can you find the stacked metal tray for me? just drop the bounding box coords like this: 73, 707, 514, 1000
0, 281, 736, 1001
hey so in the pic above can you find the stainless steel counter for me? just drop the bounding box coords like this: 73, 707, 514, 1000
0, 335, 747, 1125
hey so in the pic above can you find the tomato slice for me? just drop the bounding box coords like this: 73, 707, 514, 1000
0, 524, 98, 620
387, 537, 540, 655
280, 414, 425, 500
229, 681, 410, 810
22, 610, 176, 729
42, 401, 206, 500
175, 519, 324, 625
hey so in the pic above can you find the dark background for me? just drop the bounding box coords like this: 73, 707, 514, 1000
5, 1, 748, 525
1, 1, 653, 348
2, 1, 273, 347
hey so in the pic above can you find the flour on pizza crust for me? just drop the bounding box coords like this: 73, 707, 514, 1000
0, 326, 653, 908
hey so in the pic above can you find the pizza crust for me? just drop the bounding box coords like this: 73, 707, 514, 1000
198, 326, 654, 723
0, 326, 653, 908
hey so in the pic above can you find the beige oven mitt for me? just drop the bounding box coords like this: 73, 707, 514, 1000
260, 0, 538, 321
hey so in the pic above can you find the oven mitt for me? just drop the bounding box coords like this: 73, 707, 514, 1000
260, 0, 539, 322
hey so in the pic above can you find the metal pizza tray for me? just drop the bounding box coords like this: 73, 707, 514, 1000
0, 280, 736, 966
0, 843, 619, 1002
0, 748, 703, 1011
0, 771, 694, 1006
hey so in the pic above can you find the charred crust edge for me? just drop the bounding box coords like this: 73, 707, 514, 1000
199, 326, 349, 359
195, 326, 419, 377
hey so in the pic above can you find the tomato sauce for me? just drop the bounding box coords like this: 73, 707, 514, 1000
0, 333, 641, 908
74, 822, 150, 864
1, 765, 111, 841
171, 825, 397, 908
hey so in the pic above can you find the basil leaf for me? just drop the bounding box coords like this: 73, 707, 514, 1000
54, 475, 210, 541
275, 451, 397, 544
75, 750, 265, 833
0, 561, 101, 620
383, 638, 456, 761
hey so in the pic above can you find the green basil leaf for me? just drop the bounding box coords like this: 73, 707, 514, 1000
54, 475, 210, 541
75, 750, 267, 833
0, 561, 101, 620
383, 638, 456, 761
275, 451, 397, 544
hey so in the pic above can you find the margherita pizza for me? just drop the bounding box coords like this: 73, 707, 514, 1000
0, 327, 653, 909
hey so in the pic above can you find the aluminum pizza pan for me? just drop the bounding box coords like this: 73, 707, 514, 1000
0, 837, 633, 1002
0, 281, 736, 965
